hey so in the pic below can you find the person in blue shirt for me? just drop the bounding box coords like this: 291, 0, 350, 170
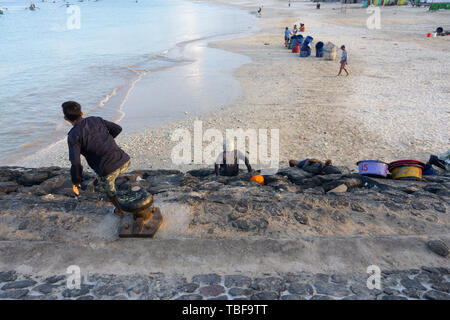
337, 45, 349, 76
284, 27, 291, 47
62, 101, 130, 216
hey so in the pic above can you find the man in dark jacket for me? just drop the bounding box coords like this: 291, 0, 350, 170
215, 140, 252, 177
62, 101, 130, 216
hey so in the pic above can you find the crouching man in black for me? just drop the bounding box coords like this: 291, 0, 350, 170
215, 140, 252, 177
62, 101, 130, 216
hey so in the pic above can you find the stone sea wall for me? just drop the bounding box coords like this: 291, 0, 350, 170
0, 165, 449, 240
1, 267, 449, 300
0, 166, 449, 300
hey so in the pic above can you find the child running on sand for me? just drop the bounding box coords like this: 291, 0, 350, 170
337, 45, 349, 76
62, 101, 130, 216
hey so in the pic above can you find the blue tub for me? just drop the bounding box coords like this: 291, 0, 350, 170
299, 49, 311, 57
303, 36, 314, 46
315, 41, 324, 57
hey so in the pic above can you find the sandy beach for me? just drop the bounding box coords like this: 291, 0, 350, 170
16, 0, 449, 173
1, 1, 450, 301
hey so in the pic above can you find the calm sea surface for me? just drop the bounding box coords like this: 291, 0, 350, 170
0, 0, 254, 164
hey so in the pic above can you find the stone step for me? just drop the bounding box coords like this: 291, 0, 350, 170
1, 235, 449, 277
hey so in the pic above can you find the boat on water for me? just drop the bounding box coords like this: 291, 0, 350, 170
0, 7, 5, 14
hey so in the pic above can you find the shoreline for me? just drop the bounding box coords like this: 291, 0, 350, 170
13, 1, 450, 174
0, 0, 257, 167
9, 1, 259, 168
117, 30, 256, 135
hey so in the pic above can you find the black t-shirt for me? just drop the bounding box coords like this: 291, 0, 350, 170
67, 116, 130, 184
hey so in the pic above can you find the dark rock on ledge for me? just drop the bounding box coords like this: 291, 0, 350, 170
0, 166, 449, 240
187, 168, 216, 178
427, 240, 449, 257
0, 181, 19, 193
18, 171, 50, 186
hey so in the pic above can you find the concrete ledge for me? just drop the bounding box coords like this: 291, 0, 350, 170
1, 235, 448, 277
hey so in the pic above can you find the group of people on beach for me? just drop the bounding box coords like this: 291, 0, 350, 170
284, 25, 349, 76
284, 24, 305, 46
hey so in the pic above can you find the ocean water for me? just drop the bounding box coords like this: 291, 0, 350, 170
0, 0, 254, 164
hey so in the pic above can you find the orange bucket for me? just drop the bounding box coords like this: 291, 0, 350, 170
250, 175, 264, 184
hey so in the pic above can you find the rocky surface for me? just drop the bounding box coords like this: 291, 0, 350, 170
0, 166, 449, 241
0, 267, 449, 300
0, 166, 449, 300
